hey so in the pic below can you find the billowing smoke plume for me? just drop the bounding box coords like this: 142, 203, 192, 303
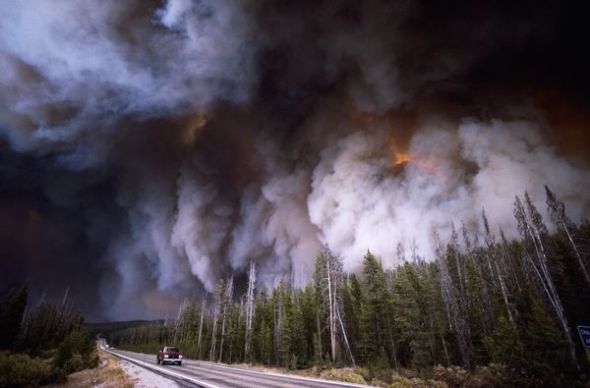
1, 0, 589, 320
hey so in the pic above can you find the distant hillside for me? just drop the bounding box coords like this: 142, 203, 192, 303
84, 320, 164, 336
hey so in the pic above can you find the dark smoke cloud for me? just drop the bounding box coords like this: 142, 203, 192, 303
1, 0, 589, 320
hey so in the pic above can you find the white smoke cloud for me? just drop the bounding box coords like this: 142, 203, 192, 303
171, 153, 235, 292
100, 114, 589, 318
1, 1, 589, 320
308, 119, 590, 270
0, 0, 256, 152
458, 120, 590, 231
257, 170, 322, 287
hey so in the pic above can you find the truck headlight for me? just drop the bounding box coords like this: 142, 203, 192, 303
164, 355, 169, 358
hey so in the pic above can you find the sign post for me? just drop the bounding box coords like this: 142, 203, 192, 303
577, 325, 590, 365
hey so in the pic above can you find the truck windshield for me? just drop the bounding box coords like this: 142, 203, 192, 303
164, 347, 179, 352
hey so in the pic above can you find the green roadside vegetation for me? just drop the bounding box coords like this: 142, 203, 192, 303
57, 350, 134, 388
0, 286, 98, 387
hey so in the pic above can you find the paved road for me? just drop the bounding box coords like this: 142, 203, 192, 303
106, 348, 373, 388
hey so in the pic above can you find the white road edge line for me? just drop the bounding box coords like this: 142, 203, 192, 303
191, 360, 374, 388
105, 349, 221, 388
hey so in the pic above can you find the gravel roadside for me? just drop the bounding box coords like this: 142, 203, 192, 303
118, 358, 179, 388
45, 350, 179, 388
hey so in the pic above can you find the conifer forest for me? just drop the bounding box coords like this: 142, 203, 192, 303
107, 187, 590, 386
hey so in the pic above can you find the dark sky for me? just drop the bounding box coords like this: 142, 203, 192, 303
1, 0, 589, 321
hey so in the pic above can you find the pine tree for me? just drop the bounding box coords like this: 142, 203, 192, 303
252, 289, 272, 365
424, 261, 452, 366
300, 284, 320, 366
462, 223, 494, 335
0, 284, 28, 350
272, 280, 287, 365
278, 287, 292, 368
288, 290, 308, 368
341, 274, 362, 363
545, 186, 590, 287
358, 251, 392, 367
392, 263, 430, 370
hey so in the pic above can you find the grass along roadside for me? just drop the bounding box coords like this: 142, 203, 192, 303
48, 350, 133, 388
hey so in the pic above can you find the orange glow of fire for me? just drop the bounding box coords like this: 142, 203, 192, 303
389, 144, 438, 174
392, 151, 411, 166
389, 136, 412, 167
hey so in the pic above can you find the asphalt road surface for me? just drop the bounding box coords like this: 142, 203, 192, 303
105, 348, 374, 388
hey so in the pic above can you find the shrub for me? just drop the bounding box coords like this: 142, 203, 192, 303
54, 330, 98, 374
389, 374, 448, 388
432, 365, 469, 387
321, 367, 367, 384
54, 337, 73, 370
0, 352, 60, 387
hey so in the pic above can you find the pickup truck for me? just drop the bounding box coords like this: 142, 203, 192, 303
157, 346, 183, 365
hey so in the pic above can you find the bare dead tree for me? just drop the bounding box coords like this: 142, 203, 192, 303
315, 310, 323, 365
515, 194, 579, 370
326, 257, 337, 362
219, 275, 234, 362
174, 298, 186, 344
244, 261, 256, 362
196, 294, 206, 359
462, 223, 494, 334
316, 251, 354, 365
546, 186, 590, 287
209, 279, 224, 362
435, 235, 471, 369
482, 210, 518, 330
55, 287, 70, 340
272, 280, 286, 365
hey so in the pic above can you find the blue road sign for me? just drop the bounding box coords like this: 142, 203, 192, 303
578, 326, 590, 349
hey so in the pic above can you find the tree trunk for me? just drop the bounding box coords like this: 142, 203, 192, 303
326, 259, 337, 363
245, 261, 256, 361
197, 295, 206, 359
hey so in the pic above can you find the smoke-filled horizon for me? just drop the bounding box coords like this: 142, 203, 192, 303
1, 0, 589, 320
